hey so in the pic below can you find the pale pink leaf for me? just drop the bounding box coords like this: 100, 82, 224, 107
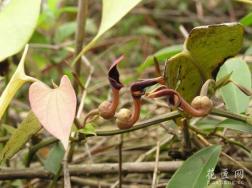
29, 75, 77, 150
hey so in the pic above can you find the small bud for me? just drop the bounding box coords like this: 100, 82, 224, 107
115, 108, 133, 129
191, 96, 202, 109
98, 101, 115, 119
201, 96, 213, 110
191, 96, 213, 112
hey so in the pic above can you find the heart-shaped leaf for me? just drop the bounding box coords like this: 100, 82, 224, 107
0, 0, 41, 61
164, 23, 244, 102
29, 75, 77, 150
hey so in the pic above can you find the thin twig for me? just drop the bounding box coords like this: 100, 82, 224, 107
179, 25, 189, 38
76, 56, 94, 119
195, 0, 204, 19
189, 125, 251, 153
75, 56, 94, 165
30, 41, 74, 50
73, 137, 110, 163
136, 134, 174, 162
119, 134, 123, 188
63, 146, 72, 188
71, 176, 111, 187
152, 138, 160, 188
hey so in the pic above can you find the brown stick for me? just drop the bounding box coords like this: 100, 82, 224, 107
71, 177, 111, 187
74, 0, 88, 91
119, 135, 123, 188
0, 162, 182, 180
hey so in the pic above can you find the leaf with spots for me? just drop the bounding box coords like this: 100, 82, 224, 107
164, 23, 244, 102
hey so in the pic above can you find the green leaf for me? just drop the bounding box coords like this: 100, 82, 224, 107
78, 123, 96, 136
0, 45, 37, 121
164, 23, 244, 102
240, 12, 252, 26
42, 142, 64, 175
195, 118, 219, 132
165, 52, 203, 102
235, 0, 252, 5
54, 22, 76, 43
216, 57, 251, 113
0, 112, 41, 163
54, 20, 97, 43
245, 46, 252, 55
96, 0, 142, 39
1, 124, 16, 134
73, 0, 143, 64
137, 45, 183, 73
0, 0, 41, 61
217, 119, 252, 133
134, 26, 161, 36
167, 145, 222, 188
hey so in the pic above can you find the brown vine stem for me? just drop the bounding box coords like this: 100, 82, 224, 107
95, 111, 181, 136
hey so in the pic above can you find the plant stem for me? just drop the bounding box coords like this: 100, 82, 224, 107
63, 146, 71, 188
189, 125, 251, 153
94, 111, 181, 136
214, 132, 251, 153
210, 108, 249, 122
26, 108, 252, 161
26, 111, 181, 161
181, 118, 191, 153
74, 0, 88, 92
